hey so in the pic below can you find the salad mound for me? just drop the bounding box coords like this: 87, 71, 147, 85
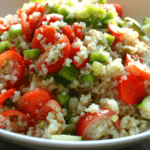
0, 0, 150, 141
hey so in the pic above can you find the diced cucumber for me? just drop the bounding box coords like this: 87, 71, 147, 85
80, 73, 95, 84
51, 135, 83, 141
136, 96, 150, 113
105, 34, 115, 46
0, 41, 9, 54
8, 24, 22, 39
102, 19, 117, 27
59, 65, 79, 81
142, 24, 150, 38
58, 92, 70, 107
92, 62, 105, 76
23, 49, 41, 59
143, 17, 150, 25
124, 17, 145, 36
90, 52, 108, 64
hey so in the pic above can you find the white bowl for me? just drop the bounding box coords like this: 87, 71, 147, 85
0, 0, 150, 149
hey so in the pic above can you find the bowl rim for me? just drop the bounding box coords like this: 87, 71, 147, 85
0, 128, 150, 149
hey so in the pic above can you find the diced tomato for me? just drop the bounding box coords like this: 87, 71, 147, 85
0, 18, 10, 34
35, 34, 71, 74
108, 23, 123, 36
112, 4, 123, 18
60, 25, 75, 43
125, 54, 150, 82
20, 88, 53, 118
35, 99, 62, 122
21, 12, 32, 41
76, 108, 120, 140
73, 57, 89, 69
71, 38, 89, 69
20, 2, 46, 41
0, 50, 25, 87
0, 110, 30, 132
0, 89, 16, 105
23, 58, 32, 68
118, 74, 145, 105
32, 25, 59, 53
70, 37, 80, 58
72, 23, 83, 40
42, 14, 63, 25
108, 23, 124, 45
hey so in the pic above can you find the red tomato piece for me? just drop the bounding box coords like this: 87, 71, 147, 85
112, 4, 123, 18
32, 25, 59, 53
118, 74, 145, 105
60, 25, 75, 43
125, 54, 150, 82
0, 50, 25, 87
72, 23, 83, 40
0, 88, 16, 105
35, 99, 62, 122
0, 110, 30, 132
20, 2, 46, 41
70, 37, 80, 58
76, 109, 120, 140
0, 18, 10, 34
20, 88, 53, 118
42, 14, 63, 24
73, 57, 89, 69
35, 34, 71, 74
108, 23, 124, 45
23, 58, 32, 68
21, 12, 32, 41
71, 38, 89, 69
108, 23, 123, 36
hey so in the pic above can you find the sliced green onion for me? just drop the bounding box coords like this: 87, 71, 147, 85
80, 73, 95, 84
8, 24, 22, 39
0, 41, 9, 54
89, 52, 108, 64
58, 92, 70, 107
106, 34, 115, 46
23, 49, 41, 59
59, 65, 79, 81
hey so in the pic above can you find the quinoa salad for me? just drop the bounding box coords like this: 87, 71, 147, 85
0, 0, 150, 141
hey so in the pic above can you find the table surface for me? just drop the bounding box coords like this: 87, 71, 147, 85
0, 138, 149, 150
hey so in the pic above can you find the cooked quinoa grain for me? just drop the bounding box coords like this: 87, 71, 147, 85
0, 0, 150, 141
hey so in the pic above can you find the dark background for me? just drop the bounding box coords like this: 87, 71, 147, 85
0, 138, 149, 150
